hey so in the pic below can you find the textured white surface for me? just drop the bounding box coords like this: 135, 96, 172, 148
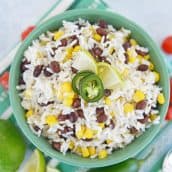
0, 0, 172, 57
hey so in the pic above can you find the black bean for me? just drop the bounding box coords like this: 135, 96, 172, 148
58, 114, 69, 121
71, 67, 78, 73
72, 98, 81, 108
129, 127, 138, 134
96, 107, 105, 116
43, 67, 53, 77
20, 59, 30, 73
136, 49, 148, 56
124, 52, 129, 64
33, 125, 40, 132
52, 142, 61, 151
136, 100, 147, 110
137, 64, 148, 71
137, 115, 149, 124
98, 56, 106, 62
93, 47, 103, 56
109, 119, 115, 129
75, 109, 84, 118
122, 42, 131, 51
18, 77, 25, 85
38, 101, 54, 107
82, 138, 93, 142
60, 38, 68, 46
33, 65, 43, 77
104, 89, 111, 97
98, 20, 108, 28
96, 28, 107, 36
70, 35, 79, 46
97, 114, 108, 123
50, 61, 60, 73
69, 112, 78, 123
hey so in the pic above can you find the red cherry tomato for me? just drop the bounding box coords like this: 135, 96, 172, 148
21, 25, 35, 41
0, 72, 9, 89
161, 36, 172, 54
165, 106, 172, 120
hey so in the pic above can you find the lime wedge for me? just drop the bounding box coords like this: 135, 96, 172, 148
21, 149, 45, 172
97, 62, 122, 89
47, 166, 61, 172
0, 119, 26, 172
72, 50, 97, 73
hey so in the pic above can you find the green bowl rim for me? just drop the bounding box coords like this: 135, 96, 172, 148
9, 9, 170, 168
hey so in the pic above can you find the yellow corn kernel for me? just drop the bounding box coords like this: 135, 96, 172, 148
61, 82, 72, 92
63, 98, 73, 107
144, 54, 150, 60
40, 40, 48, 46
26, 109, 33, 118
65, 47, 73, 60
98, 150, 107, 159
133, 90, 145, 102
76, 125, 85, 139
149, 114, 158, 121
124, 103, 134, 113
93, 33, 102, 42
130, 39, 137, 46
157, 93, 165, 105
24, 89, 32, 99
73, 45, 81, 52
45, 115, 57, 126
153, 71, 160, 82
69, 141, 75, 150
128, 56, 136, 63
137, 55, 143, 62
84, 128, 94, 139
63, 91, 75, 99
81, 147, 90, 158
76, 146, 82, 154
98, 123, 105, 128
106, 139, 112, 144
149, 62, 154, 70
109, 47, 115, 54
104, 97, 112, 105
88, 146, 96, 156
53, 31, 64, 41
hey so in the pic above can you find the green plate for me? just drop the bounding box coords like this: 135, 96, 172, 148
9, 9, 169, 168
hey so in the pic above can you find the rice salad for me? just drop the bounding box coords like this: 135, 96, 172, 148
17, 19, 165, 159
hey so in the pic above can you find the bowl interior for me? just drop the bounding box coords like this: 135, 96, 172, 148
9, 9, 169, 168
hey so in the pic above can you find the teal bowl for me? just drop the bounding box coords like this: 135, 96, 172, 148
9, 9, 169, 168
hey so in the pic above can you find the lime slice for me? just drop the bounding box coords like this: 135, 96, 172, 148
0, 119, 26, 172
72, 49, 97, 73
47, 166, 61, 172
21, 149, 45, 172
97, 62, 122, 89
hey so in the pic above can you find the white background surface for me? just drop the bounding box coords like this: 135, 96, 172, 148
0, 0, 172, 58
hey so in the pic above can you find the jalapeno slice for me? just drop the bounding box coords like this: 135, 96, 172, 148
79, 74, 104, 102
72, 70, 94, 94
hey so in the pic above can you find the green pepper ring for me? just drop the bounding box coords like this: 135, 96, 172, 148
79, 74, 104, 102
72, 70, 94, 94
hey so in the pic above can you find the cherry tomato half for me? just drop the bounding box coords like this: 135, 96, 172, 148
161, 36, 172, 54
21, 25, 35, 41
0, 72, 9, 89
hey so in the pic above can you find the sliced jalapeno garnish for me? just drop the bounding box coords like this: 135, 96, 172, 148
72, 70, 94, 94
79, 74, 104, 102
